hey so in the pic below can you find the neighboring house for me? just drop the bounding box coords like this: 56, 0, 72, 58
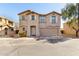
18, 10, 61, 37
0, 16, 15, 37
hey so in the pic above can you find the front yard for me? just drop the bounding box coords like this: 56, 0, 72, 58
0, 37, 79, 56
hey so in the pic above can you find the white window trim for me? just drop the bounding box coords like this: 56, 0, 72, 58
39, 16, 45, 23
19, 15, 25, 21
50, 16, 57, 24
31, 15, 36, 21
19, 15, 22, 20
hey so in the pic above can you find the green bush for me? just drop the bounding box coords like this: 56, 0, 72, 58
19, 31, 26, 37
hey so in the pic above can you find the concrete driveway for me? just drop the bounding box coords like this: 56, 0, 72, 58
0, 38, 79, 56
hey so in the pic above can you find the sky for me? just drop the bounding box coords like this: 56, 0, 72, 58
0, 3, 66, 23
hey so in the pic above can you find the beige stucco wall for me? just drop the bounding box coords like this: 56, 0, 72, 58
0, 28, 15, 37
19, 13, 40, 37
46, 13, 61, 27
19, 14, 28, 33
27, 14, 40, 37
39, 13, 61, 28
39, 13, 61, 37
19, 11, 61, 37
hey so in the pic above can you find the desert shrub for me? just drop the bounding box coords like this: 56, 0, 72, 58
19, 31, 26, 37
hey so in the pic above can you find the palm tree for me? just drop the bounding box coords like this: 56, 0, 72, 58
62, 3, 79, 37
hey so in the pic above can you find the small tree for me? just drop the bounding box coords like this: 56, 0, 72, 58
62, 3, 79, 37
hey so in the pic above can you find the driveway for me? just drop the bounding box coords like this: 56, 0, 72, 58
0, 38, 79, 56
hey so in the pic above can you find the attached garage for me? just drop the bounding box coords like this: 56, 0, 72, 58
40, 27, 59, 37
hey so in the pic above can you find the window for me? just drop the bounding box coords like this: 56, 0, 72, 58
19, 15, 25, 20
32, 15, 35, 20
23, 28, 25, 31
10, 28, 14, 31
22, 16, 25, 20
15, 30, 19, 34
51, 16, 56, 24
5, 28, 8, 35
39, 16, 45, 23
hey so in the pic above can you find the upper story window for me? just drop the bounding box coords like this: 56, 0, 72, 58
19, 15, 25, 21
39, 16, 45, 23
23, 27, 25, 31
51, 16, 56, 24
31, 15, 35, 20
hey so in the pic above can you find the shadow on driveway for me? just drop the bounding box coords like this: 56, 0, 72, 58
36, 37, 71, 44
46, 38, 70, 44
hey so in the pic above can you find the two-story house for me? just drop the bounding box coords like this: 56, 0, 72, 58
0, 16, 15, 37
18, 10, 61, 37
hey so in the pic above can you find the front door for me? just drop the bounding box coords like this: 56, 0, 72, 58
5, 28, 8, 35
30, 26, 36, 36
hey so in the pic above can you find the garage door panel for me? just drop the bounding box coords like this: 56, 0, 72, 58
40, 28, 57, 37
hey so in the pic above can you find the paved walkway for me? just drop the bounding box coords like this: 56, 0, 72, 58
0, 38, 79, 56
